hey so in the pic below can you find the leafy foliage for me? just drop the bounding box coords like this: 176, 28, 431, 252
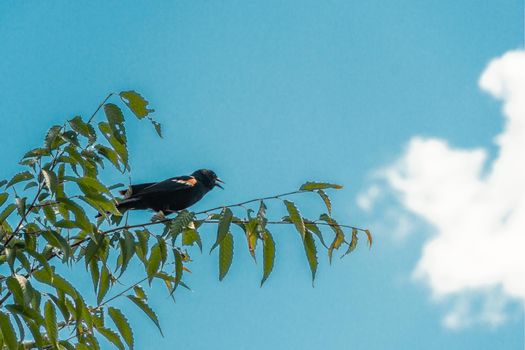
0, 91, 371, 348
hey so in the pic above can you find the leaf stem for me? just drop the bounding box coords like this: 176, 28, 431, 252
87, 93, 114, 123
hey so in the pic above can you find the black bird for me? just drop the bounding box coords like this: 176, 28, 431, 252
115, 169, 224, 214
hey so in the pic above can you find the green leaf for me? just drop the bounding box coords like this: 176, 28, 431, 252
74, 296, 92, 332
108, 307, 134, 350
6, 275, 32, 305
65, 144, 97, 177
15, 196, 26, 216
127, 296, 163, 336
182, 227, 202, 252
210, 207, 233, 253
364, 229, 373, 248
68, 176, 110, 194
0, 311, 18, 350
33, 270, 78, 298
133, 285, 147, 300
0, 204, 17, 224
284, 200, 305, 237
5, 305, 43, 324
6, 171, 33, 188
25, 318, 44, 349
169, 210, 194, 238
60, 130, 80, 146
96, 326, 125, 350
173, 249, 183, 291
104, 103, 126, 143
26, 249, 52, 276
97, 265, 110, 305
41, 169, 58, 194
99, 122, 128, 170
218, 231, 234, 281
300, 182, 343, 191
89, 260, 100, 293
57, 197, 92, 232
256, 201, 267, 230
10, 313, 24, 346
0, 193, 8, 207
119, 91, 154, 119
55, 220, 77, 229
5, 271, 21, 297
42, 203, 57, 224
135, 230, 149, 263
319, 214, 345, 263
95, 145, 121, 171
151, 120, 162, 138
15, 250, 31, 273
342, 229, 358, 258
24, 181, 38, 190
5, 247, 15, 273
303, 231, 318, 283
44, 300, 59, 349
158, 238, 168, 266
108, 183, 125, 190
80, 195, 119, 217
260, 230, 275, 286
118, 231, 135, 277
317, 189, 332, 215
242, 218, 258, 261
83, 333, 101, 350
147, 244, 162, 284
43, 125, 61, 150
22, 148, 50, 159
304, 221, 328, 249
56, 163, 66, 197
44, 125, 63, 150
41, 230, 72, 261
68, 116, 96, 143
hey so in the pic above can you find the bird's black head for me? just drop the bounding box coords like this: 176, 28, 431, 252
192, 169, 224, 190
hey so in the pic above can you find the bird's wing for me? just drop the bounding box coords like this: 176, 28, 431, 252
130, 176, 197, 196
119, 182, 157, 198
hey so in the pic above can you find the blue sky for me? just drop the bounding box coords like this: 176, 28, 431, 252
0, 1, 523, 349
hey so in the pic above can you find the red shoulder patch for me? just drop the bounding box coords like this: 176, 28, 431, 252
172, 177, 197, 186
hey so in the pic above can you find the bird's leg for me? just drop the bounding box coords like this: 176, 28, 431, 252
151, 210, 166, 222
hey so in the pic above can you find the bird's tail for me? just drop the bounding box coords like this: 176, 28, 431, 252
116, 198, 140, 211
95, 198, 139, 218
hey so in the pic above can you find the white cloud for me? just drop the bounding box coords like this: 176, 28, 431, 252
356, 185, 381, 211
361, 50, 525, 328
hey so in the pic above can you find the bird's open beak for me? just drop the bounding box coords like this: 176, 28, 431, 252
215, 178, 225, 189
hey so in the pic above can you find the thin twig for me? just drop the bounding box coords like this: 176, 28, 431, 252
0, 292, 11, 305
32, 195, 81, 209
197, 190, 306, 214
87, 93, 114, 123
99, 277, 147, 307
200, 219, 367, 232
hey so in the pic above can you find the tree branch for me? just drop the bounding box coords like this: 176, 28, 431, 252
2, 147, 65, 250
